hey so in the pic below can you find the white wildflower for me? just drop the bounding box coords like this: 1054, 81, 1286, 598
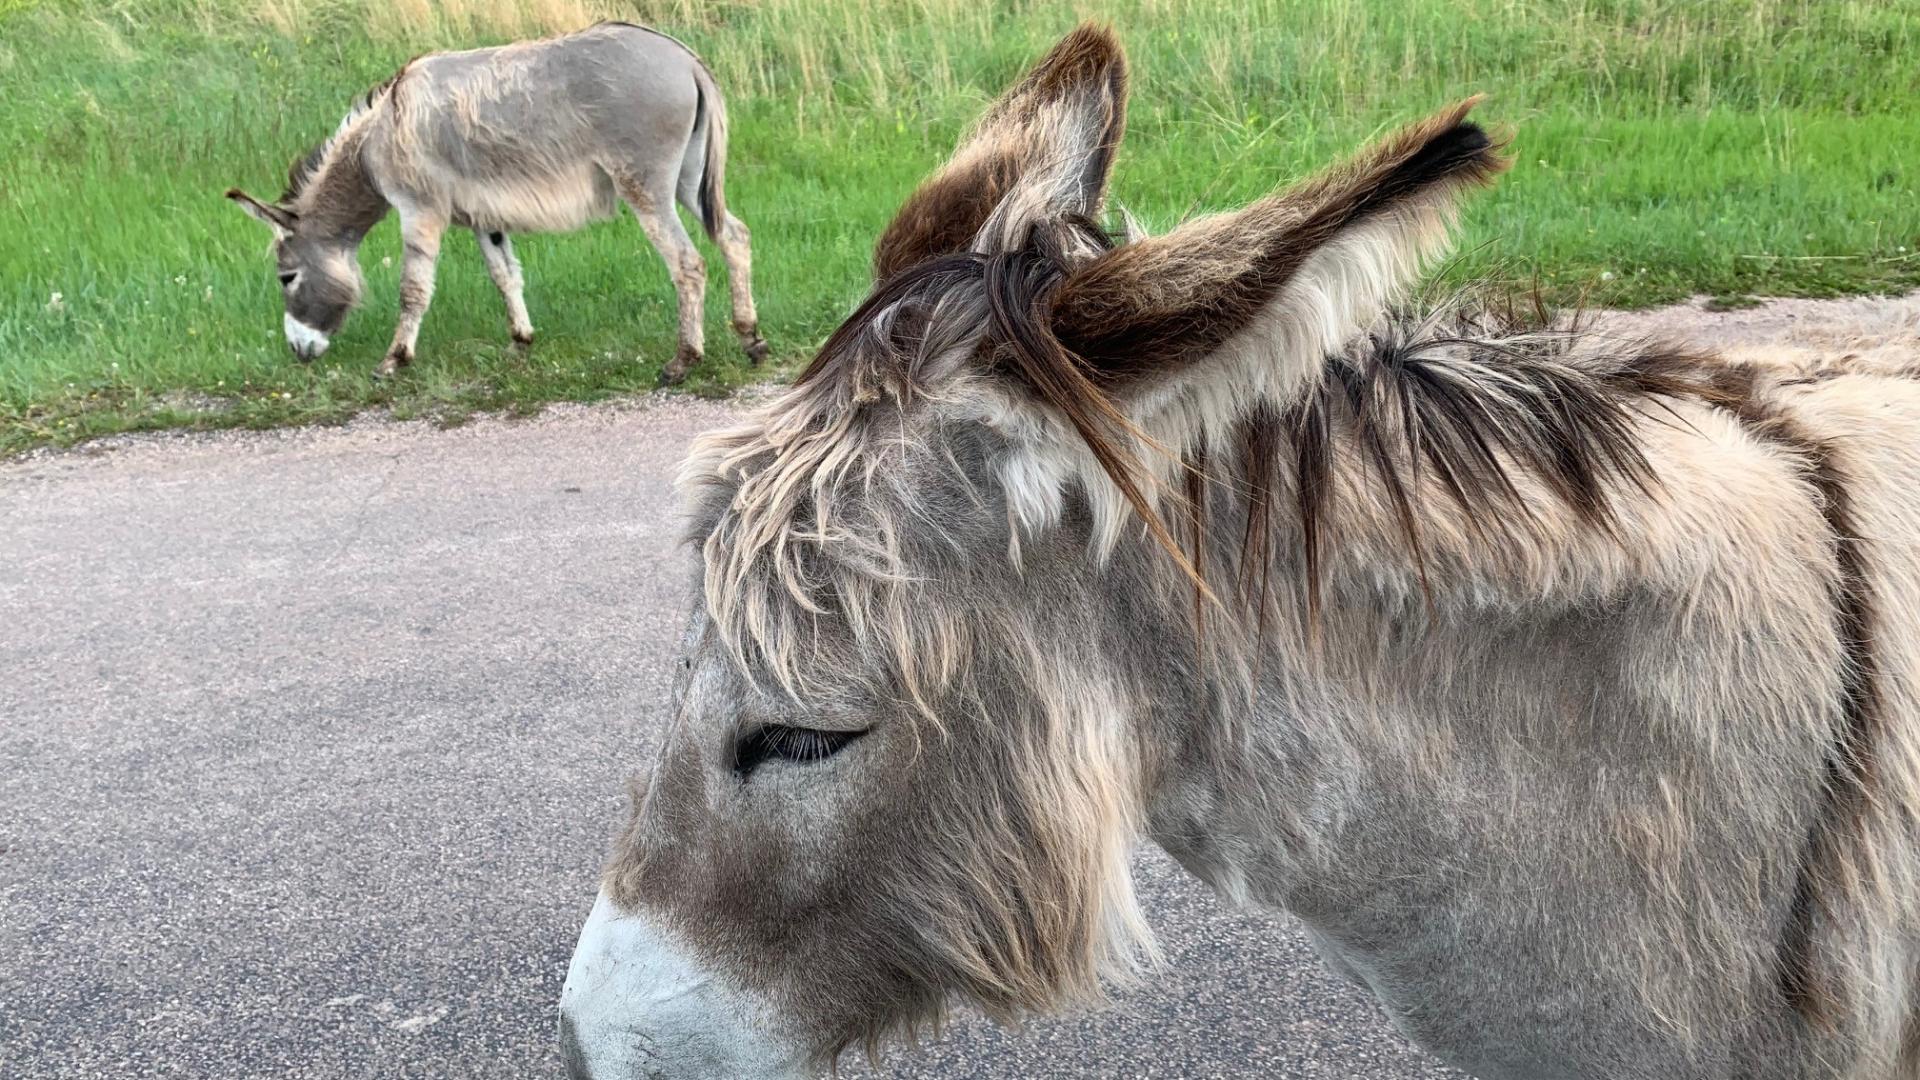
174, 275, 187, 286
1599, 271, 1616, 282
46, 291, 64, 312
382, 256, 393, 268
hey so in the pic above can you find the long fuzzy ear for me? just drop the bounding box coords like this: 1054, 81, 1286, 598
1051, 98, 1509, 397
226, 188, 297, 236
871, 23, 1128, 280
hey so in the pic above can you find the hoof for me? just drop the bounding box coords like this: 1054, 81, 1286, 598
375, 348, 412, 379
511, 330, 535, 349
744, 337, 771, 366
658, 345, 701, 387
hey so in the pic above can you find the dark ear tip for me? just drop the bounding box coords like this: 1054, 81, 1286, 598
1038, 22, 1127, 83
1462, 122, 1517, 176
1435, 101, 1514, 179
1450, 121, 1493, 153
1064, 20, 1122, 48
224, 188, 245, 200
1447, 95, 1513, 160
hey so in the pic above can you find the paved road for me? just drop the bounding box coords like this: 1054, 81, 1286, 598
0, 400, 1457, 1080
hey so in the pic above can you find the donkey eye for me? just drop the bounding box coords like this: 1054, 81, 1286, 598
278, 271, 298, 288
732, 725, 865, 779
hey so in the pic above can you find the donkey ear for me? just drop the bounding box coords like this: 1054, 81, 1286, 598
871, 23, 1128, 280
226, 188, 297, 236
1051, 98, 1509, 398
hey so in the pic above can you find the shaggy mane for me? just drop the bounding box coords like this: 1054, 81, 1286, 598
689, 228, 1741, 698
1245, 306, 1737, 619
282, 65, 411, 205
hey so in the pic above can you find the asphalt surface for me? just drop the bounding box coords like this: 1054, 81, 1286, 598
0, 399, 1459, 1080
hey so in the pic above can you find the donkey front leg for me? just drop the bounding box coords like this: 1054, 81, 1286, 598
619, 180, 707, 386
477, 229, 534, 347
379, 212, 447, 377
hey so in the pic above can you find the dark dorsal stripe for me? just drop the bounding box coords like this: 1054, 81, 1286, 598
1708, 364, 1882, 1025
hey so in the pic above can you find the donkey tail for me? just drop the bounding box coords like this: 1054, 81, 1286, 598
689, 63, 728, 242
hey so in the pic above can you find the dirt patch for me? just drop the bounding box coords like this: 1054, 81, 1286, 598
1594, 291, 1919, 353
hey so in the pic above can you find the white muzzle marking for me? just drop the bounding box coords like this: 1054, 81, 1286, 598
558, 889, 808, 1080
284, 314, 330, 360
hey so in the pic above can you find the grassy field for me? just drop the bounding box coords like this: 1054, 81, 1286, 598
1, 0, 1916, 453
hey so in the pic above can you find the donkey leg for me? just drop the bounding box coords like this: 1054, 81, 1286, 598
621, 182, 707, 387
380, 211, 447, 377
713, 212, 768, 365
476, 229, 534, 347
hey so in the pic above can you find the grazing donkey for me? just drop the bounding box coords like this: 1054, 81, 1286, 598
226, 21, 768, 383
558, 25, 1920, 1080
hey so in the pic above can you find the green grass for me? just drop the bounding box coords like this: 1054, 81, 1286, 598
2, 0, 1917, 453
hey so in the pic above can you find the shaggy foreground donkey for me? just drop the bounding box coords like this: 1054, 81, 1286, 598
559, 25, 1920, 1080
227, 22, 767, 383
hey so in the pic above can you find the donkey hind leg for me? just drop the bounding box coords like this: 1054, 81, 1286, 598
675, 172, 767, 365
714, 213, 767, 365
476, 229, 534, 347
380, 210, 447, 377
618, 177, 707, 387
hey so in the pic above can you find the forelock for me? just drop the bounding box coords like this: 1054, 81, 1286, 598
681, 385, 971, 720
680, 214, 1193, 713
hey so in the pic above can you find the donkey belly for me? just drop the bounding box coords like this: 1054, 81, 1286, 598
445, 163, 620, 234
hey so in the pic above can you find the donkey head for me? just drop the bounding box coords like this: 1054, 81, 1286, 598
225, 185, 365, 361
560, 24, 1505, 1080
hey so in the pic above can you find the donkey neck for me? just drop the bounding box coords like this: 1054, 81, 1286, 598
294, 128, 389, 243
1137, 354, 1838, 900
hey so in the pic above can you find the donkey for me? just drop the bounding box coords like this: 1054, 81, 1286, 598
226, 21, 768, 384
557, 25, 1920, 1080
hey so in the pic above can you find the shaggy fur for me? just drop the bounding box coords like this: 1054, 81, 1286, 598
571, 24, 1920, 1080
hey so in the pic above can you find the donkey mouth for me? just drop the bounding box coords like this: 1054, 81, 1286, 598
283, 314, 331, 361
560, 890, 813, 1080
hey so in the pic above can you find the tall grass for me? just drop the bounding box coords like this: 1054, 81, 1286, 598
1, 0, 1916, 451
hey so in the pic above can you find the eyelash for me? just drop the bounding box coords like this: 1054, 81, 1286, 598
732, 725, 865, 779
